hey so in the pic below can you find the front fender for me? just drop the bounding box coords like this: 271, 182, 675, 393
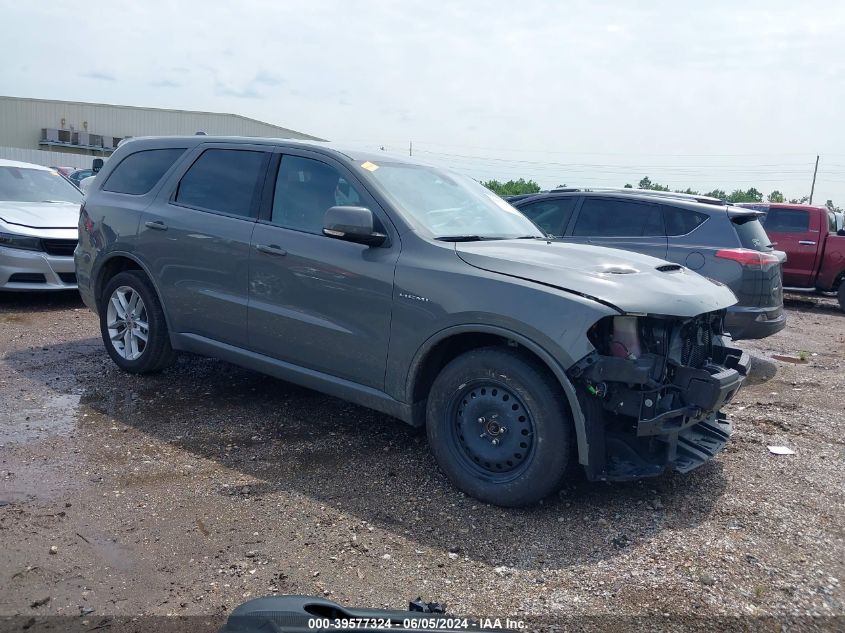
404, 323, 593, 467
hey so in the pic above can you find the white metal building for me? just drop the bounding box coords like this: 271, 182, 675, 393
0, 95, 323, 168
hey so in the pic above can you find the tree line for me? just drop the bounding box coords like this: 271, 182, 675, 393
481, 177, 842, 212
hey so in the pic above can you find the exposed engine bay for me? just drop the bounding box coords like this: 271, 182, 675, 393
568, 310, 749, 480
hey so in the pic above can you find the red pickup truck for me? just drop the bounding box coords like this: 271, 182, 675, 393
737, 203, 845, 310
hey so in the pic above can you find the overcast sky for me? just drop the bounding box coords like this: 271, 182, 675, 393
3, 1, 845, 202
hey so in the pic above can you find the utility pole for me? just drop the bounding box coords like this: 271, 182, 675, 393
409, 141, 412, 157
809, 154, 819, 204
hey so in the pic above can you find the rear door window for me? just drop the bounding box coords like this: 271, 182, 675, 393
764, 209, 810, 233
175, 149, 266, 217
103, 148, 186, 195
663, 206, 709, 236
572, 198, 663, 236
517, 197, 577, 235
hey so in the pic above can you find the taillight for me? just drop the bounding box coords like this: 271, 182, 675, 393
80, 204, 94, 234
715, 248, 779, 269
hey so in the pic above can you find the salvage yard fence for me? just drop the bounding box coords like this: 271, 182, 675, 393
0, 146, 95, 170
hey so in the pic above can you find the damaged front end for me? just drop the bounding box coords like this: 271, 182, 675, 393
568, 310, 749, 481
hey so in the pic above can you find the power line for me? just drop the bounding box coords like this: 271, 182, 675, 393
411, 149, 816, 172
341, 140, 845, 197
336, 138, 821, 158
416, 144, 817, 158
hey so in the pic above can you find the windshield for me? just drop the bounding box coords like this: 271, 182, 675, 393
0, 166, 83, 204
364, 161, 544, 240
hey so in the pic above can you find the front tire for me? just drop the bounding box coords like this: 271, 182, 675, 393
838, 284, 845, 313
426, 347, 572, 506
100, 271, 175, 373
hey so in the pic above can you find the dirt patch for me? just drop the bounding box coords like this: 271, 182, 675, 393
0, 291, 842, 625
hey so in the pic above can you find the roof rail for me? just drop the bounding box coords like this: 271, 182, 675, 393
548, 187, 725, 206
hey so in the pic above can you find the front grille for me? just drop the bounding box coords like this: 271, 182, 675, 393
58, 272, 77, 284
41, 239, 77, 257
680, 317, 713, 368
9, 273, 46, 283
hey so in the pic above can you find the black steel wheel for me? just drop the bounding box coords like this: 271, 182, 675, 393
426, 347, 573, 506
448, 380, 536, 482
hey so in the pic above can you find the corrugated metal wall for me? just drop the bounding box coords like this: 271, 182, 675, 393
0, 96, 323, 152
0, 146, 93, 169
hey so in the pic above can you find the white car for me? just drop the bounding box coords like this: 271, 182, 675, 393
79, 174, 96, 194
0, 159, 83, 290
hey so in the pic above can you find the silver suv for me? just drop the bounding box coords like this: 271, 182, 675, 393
75, 136, 749, 506
510, 189, 786, 340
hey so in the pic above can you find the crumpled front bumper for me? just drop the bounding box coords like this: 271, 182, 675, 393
636, 349, 749, 437
570, 339, 749, 481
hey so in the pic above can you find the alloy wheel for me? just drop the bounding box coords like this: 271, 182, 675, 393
106, 285, 149, 361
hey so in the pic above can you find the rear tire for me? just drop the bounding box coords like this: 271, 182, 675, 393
100, 271, 175, 373
838, 284, 845, 313
426, 347, 572, 506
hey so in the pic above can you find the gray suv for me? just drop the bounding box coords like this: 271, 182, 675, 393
75, 137, 749, 506
511, 189, 786, 340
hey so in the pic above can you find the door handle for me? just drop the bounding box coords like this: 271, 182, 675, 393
144, 220, 168, 231
798, 240, 817, 245
256, 243, 287, 256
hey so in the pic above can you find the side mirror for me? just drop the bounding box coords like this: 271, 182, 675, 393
323, 206, 386, 247
92, 158, 104, 173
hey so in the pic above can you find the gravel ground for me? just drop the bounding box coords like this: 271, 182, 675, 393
0, 291, 842, 631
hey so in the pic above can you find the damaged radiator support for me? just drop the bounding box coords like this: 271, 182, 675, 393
568, 311, 750, 480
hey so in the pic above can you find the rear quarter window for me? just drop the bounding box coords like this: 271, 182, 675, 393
102, 148, 187, 195
663, 206, 709, 236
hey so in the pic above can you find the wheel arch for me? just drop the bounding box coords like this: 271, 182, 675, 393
406, 325, 590, 465
94, 253, 172, 332
833, 268, 845, 291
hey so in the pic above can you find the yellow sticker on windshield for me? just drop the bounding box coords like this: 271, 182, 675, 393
361, 161, 379, 172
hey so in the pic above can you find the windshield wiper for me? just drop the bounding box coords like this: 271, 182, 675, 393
434, 235, 486, 242
435, 235, 548, 242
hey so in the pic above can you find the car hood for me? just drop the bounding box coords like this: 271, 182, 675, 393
456, 240, 737, 317
0, 201, 80, 229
